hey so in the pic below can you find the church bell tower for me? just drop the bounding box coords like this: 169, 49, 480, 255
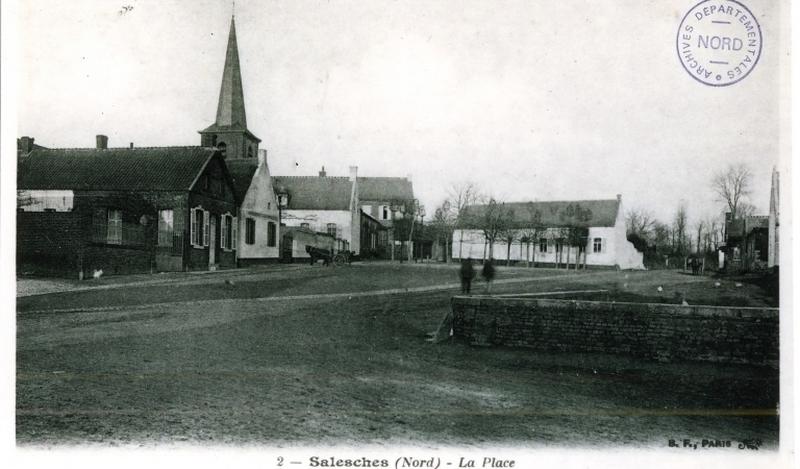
199, 16, 261, 160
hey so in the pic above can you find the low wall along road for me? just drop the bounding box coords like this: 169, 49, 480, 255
450, 296, 778, 367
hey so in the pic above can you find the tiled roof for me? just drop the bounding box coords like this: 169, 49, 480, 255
18, 146, 219, 192
272, 176, 354, 210
358, 177, 414, 201
226, 159, 259, 201
463, 199, 621, 229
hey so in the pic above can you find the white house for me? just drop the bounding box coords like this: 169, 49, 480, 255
453, 195, 644, 270
273, 166, 361, 254
228, 150, 281, 265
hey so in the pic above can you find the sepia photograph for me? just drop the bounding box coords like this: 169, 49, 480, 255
3, 0, 794, 467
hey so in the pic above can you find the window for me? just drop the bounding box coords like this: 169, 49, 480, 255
327, 223, 337, 237
539, 238, 548, 253
246, 218, 256, 245
221, 214, 235, 250
158, 209, 174, 247
593, 237, 603, 253
300, 222, 310, 229
267, 222, 276, 247
277, 193, 289, 208
555, 239, 563, 253
190, 207, 208, 247
248, 146, 253, 158
380, 205, 391, 220
217, 141, 227, 157
107, 209, 122, 244
17, 190, 74, 212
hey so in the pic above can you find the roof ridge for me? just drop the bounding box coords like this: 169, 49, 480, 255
273, 175, 350, 180
469, 198, 620, 206
34, 145, 213, 151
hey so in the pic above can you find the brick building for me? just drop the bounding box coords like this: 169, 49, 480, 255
17, 138, 238, 278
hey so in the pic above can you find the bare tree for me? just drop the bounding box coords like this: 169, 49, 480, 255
712, 163, 752, 220
673, 201, 689, 255
737, 201, 757, 217
473, 197, 514, 261
430, 201, 452, 262
447, 181, 481, 260
694, 220, 705, 254
517, 204, 545, 267
625, 208, 656, 241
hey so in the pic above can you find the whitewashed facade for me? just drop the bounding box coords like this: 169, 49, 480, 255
453, 196, 644, 270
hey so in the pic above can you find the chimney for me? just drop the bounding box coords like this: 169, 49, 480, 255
129, 142, 134, 149
406, 173, 413, 182
319, 166, 327, 177
259, 149, 268, 166
19, 136, 34, 153
616, 194, 622, 201
96, 134, 108, 150
349, 166, 358, 182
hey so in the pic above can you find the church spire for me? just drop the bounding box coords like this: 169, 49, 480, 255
215, 16, 247, 127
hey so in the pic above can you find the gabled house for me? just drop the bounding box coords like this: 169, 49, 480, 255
228, 151, 281, 265
272, 166, 361, 254
452, 195, 644, 270
358, 176, 414, 258
17, 138, 238, 277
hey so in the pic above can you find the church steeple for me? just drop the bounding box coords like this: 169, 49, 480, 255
216, 16, 247, 127
200, 15, 261, 160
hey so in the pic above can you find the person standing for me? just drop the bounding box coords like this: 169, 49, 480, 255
460, 257, 475, 294
482, 258, 496, 293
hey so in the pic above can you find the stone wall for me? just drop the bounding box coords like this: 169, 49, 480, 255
451, 297, 778, 366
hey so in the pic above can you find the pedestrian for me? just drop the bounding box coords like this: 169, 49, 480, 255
460, 257, 475, 294
482, 258, 496, 293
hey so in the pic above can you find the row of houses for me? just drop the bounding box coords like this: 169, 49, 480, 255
16, 17, 414, 278
17, 15, 654, 277
450, 196, 645, 270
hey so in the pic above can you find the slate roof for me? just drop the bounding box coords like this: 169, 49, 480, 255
272, 176, 354, 210
462, 199, 621, 229
18, 146, 220, 192
226, 159, 259, 201
358, 177, 414, 201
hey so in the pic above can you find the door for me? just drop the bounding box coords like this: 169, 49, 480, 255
209, 215, 217, 267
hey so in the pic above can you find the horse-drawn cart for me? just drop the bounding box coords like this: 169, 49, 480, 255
305, 246, 353, 267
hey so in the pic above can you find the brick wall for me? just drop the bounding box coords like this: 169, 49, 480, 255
17, 212, 85, 277
451, 297, 778, 366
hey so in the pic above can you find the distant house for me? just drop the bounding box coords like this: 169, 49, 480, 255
360, 209, 389, 258
722, 168, 780, 272
272, 167, 361, 254
723, 214, 769, 270
452, 195, 644, 270
358, 176, 415, 258
17, 138, 238, 277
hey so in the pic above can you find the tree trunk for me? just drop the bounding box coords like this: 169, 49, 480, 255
458, 229, 464, 260
526, 242, 531, 268
506, 240, 512, 266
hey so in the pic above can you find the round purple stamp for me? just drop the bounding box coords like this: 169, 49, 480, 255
676, 0, 762, 86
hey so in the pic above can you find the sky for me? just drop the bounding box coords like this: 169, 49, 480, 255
15, 0, 789, 226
